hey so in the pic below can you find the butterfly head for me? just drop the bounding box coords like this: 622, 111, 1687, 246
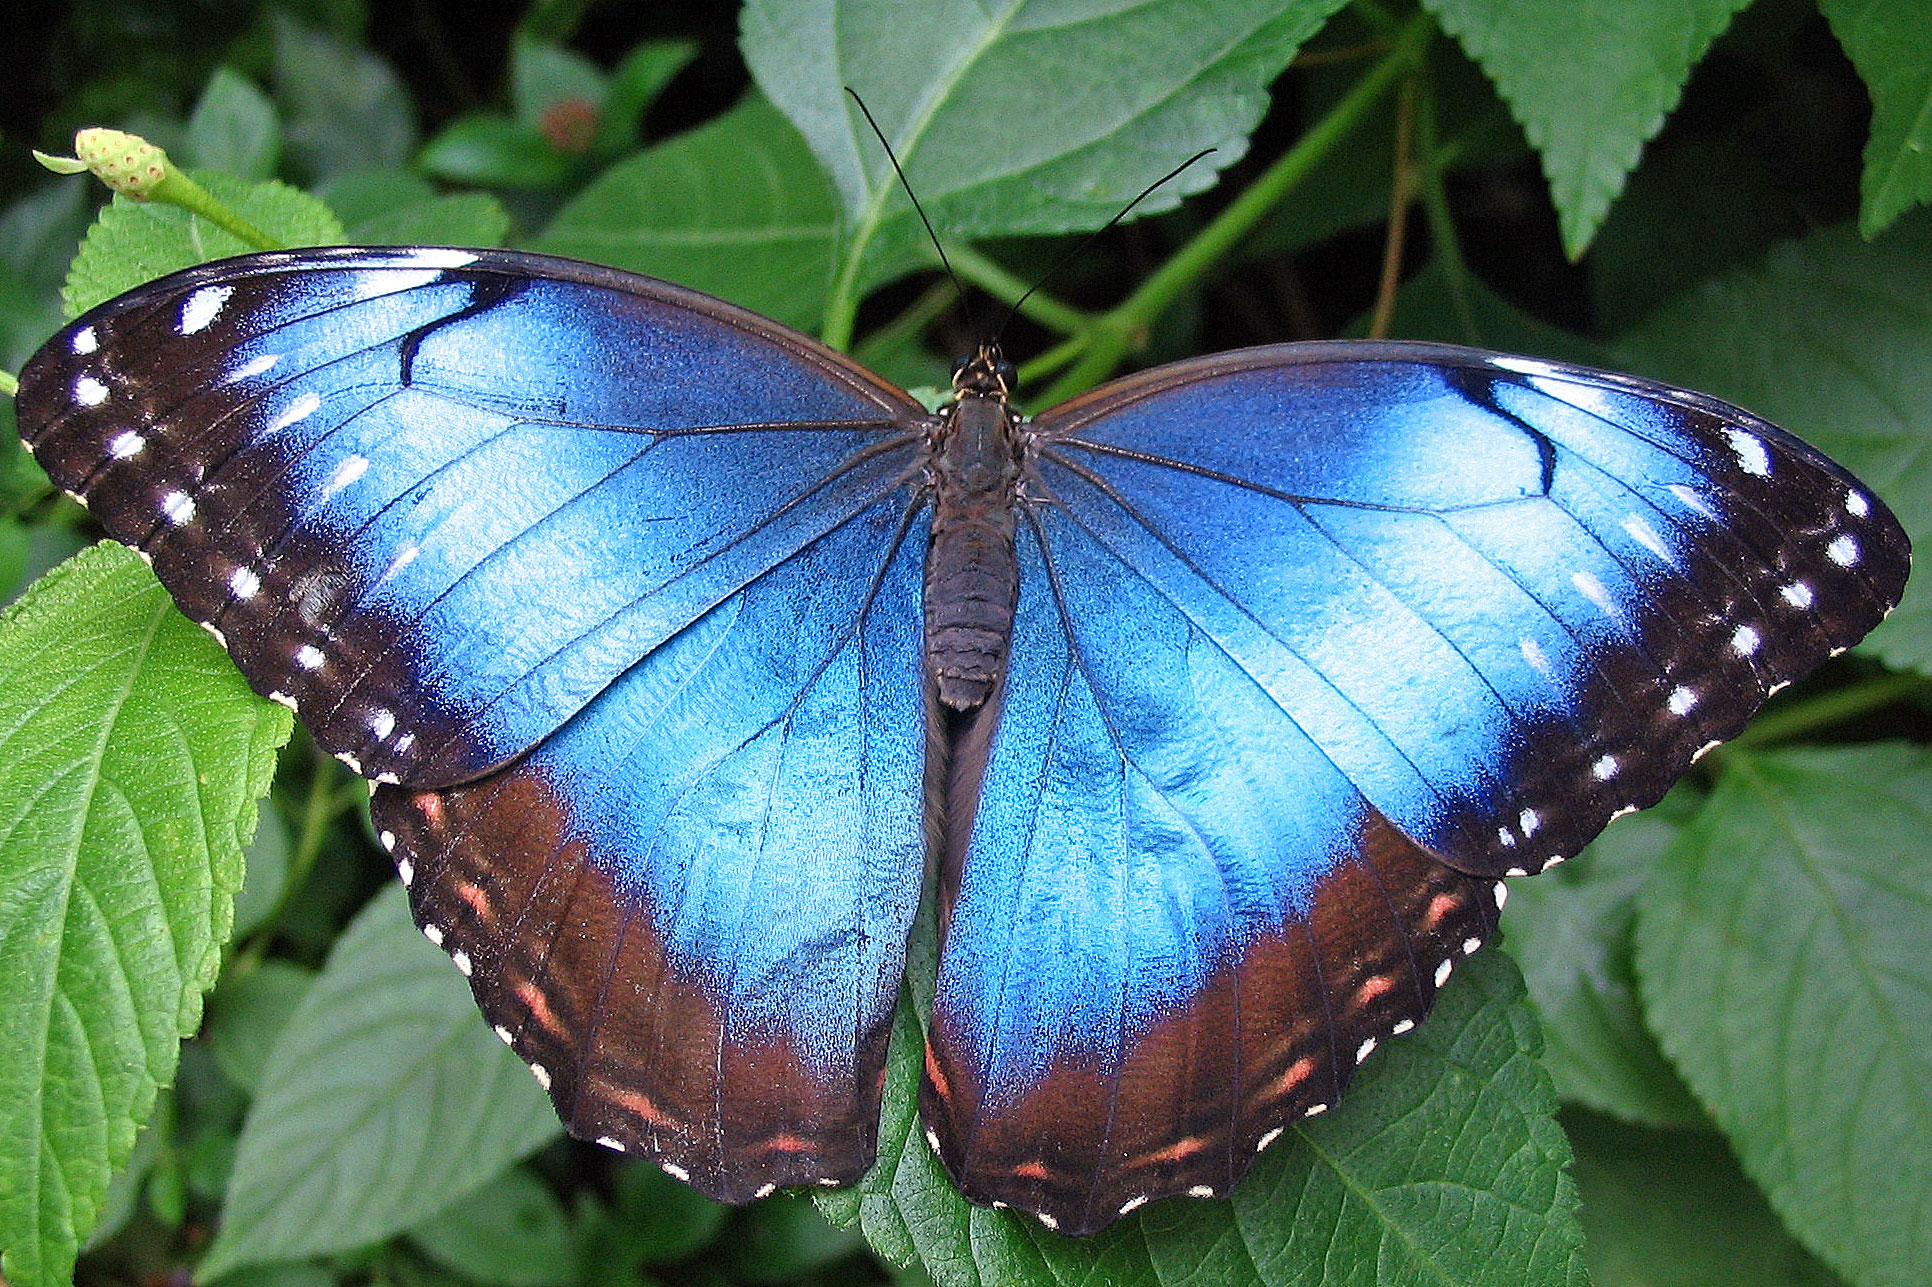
951, 344, 1016, 400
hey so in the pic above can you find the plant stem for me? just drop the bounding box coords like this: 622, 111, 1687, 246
946, 244, 1091, 337
854, 278, 958, 362
1410, 64, 1479, 341
1366, 75, 1419, 339
154, 169, 282, 251
1036, 8, 1433, 405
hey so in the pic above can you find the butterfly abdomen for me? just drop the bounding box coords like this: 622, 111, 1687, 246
925, 390, 1023, 710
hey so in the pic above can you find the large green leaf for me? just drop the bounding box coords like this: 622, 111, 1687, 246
272, 15, 418, 181
1502, 806, 1703, 1127
0, 544, 289, 1287
1821, 0, 1932, 236
536, 95, 841, 331
407, 1165, 576, 1287
1615, 218, 1932, 673
185, 68, 282, 182
1423, 0, 1754, 255
200, 884, 561, 1277
1565, 1110, 1844, 1287
740, 0, 1351, 297
1635, 745, 1932, 1287
827, 947, 1586, 1287
63, 172, 344, 317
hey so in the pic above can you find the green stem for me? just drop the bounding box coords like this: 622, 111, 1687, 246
1037, 8, 1433, 405
235, 754, 349, 969
154, 169, 282, 251
1017, 333, 1087, 387
945, 244, 1092, 337
1722, 671, 1929, 754
1410, 64, 1479, 341
853, 277, 958, 363
0, 371, 16, 399
822, 212, 884, 352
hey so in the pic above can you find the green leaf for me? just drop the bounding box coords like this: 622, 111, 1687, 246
511, 36, 608, 127
720, 1194, 864, 1282
273, 15, 418, 181
200, 884, 562, 1277
348, 193, 513, 248
1587, 132, 1806, 334
83, 1096, 168, 1252
186, 68, 282, 181
1565, 1110, 1844, 1287
1369, 257, 1616, 366
408, 1165, 577, 1287
205, 960, 313, 1094
1635, 745, 1932, 1287
741, 0, 1350, 297
0, 182, 90, 297
1502, 805, 1704, 1127
829, 950, 1586, 1287
63, 172, 344, 316
1615, 217, 1932, 673
229, 799, 289, 940
0, 184, 90, 368
609, 1160, 728, 1265
1245, 25, 1527, 261
308, 170, 508, 245
1422, 0, 1754, 256
419, 115, 573, 190
205, 1262, 338, 1287
0, 543, 289, 1287
536, 95, 840, 331
311, 169, 437, 229
594, 40, 701, 156
1821, 0, 1932, 236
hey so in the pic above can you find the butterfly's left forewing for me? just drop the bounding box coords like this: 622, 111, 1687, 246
17, 246, 940, 1199
16, 248, 926, 786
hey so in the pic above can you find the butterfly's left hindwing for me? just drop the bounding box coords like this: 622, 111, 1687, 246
16, 248, 926, 787
372, 498, 930, 1199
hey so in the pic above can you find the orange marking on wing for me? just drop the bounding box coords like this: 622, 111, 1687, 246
1136, 1136, 1208, 1166
760, 1133, 814, 1154
1266, 1056, 1317, 1100
607, 1087, 668, 1126
1013, 1161, 1053, 1181
1354, 974, 1395, 1005
452, 879, 496, 927
513, 978, 564, 1036
923, 1044, 952, 1100
1423, 892, 1460, 929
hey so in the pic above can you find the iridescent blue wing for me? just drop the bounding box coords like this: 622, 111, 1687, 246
16, 248, 926, 785
15, 247, 936, 1197
923, 341, 1908, 1233
370, 500, 929, 1200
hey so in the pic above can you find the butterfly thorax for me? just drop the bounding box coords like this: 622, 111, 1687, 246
924, 345, 1025, 710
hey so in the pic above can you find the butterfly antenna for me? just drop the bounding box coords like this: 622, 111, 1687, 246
996, 147, 1217, 345
845, 87, 978, 338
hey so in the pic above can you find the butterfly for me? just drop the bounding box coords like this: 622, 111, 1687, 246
14, 246, 1909, 1236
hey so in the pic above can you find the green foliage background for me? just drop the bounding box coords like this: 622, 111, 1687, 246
0, 1, 1927, 1285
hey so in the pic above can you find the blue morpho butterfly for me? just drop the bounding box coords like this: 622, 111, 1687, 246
14, 245, 1910, 1236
